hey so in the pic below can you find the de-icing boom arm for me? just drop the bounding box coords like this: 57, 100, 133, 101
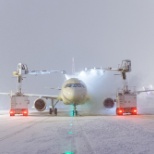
104, 59, 131, 80
12, 63, 66, 93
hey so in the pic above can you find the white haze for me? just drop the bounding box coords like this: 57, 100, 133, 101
74, 70, 154, 115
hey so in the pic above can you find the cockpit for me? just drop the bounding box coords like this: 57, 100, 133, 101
64, 83, 85, 88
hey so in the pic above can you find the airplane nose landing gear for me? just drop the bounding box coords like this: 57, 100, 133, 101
73, 110, 78, 116
72, 104, 78, 116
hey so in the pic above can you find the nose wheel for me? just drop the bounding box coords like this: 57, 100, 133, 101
73, 110, 78, 116
72, 104, 78, 116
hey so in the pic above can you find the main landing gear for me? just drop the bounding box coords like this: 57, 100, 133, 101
49, 108, 57, 115
49, 99, 59, 116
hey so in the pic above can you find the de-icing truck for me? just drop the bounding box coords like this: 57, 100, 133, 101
10, 93, 29, 116
116, 85, 137, 115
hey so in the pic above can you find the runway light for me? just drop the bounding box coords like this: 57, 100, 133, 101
69, 111, 74, 117
68, 131, 73, 135
64, 152, 74, 154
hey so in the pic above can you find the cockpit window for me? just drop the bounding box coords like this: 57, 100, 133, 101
65, 83, 85, 88
65, 84, 72, 88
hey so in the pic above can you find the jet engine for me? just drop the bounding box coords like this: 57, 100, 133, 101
103, 98, 114, 108
34, 98, 46, 111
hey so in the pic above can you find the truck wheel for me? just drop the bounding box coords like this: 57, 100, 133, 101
10, 110, 15, 116
10, 113, 15, 116
23, 113, 28, 116
23, 112, 28, 116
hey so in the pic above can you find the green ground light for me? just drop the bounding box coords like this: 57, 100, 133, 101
68, 131, 73, 135
69, 110, 74, 117
64, 152, 74, 154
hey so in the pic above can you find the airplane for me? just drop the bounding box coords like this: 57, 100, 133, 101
31, 77, 88, 116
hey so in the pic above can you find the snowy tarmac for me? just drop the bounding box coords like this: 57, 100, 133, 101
0, 111, 154, 154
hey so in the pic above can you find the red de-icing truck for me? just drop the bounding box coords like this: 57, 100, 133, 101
10, 94, 29, 116
116, 86, 137, 115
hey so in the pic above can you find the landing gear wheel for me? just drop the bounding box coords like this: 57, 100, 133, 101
54, 108, 57, 115
49, 108, 52, 114
73, 110, 78, 116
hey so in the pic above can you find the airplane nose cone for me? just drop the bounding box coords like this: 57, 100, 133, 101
63, 88, 87, 103
73, 90, 83, 100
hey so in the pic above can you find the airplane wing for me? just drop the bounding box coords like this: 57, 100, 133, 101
0, 92, 11, 95
0, 92, 15, 96
0, 92, 59, 100
28, 70, 66, 75
24, 93, 59, 100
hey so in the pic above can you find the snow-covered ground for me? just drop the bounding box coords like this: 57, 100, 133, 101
0, 111, 154, 154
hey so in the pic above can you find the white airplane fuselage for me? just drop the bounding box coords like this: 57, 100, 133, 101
59, 78, 88, 105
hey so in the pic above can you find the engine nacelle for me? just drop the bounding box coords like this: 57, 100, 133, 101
34, 98, 46, 111
103, 98, 114, 108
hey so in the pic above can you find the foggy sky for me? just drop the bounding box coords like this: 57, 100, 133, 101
0, 0, 154, 111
